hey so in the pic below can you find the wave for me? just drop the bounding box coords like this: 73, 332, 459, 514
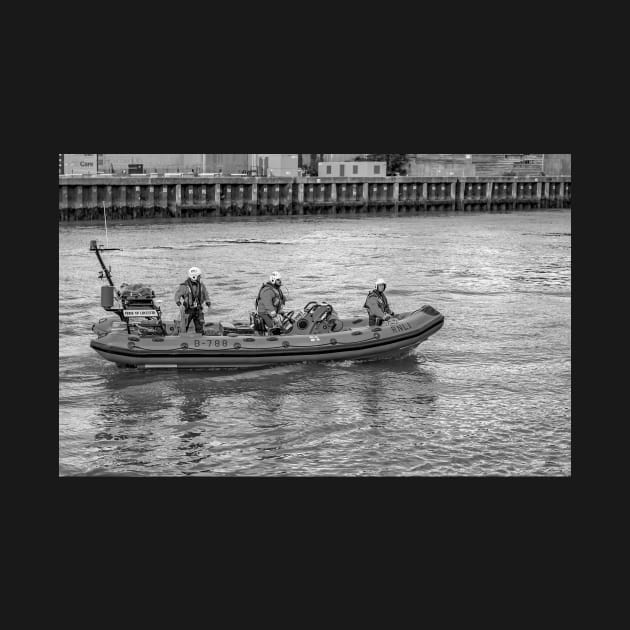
192, 238, 293, 246
522, 232, 571, 237
137, 246, 177, 250
385, 288, 419, 296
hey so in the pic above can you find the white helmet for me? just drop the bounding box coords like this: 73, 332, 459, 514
375, 278, 387, 290
270, 271, 282, 285
188, 267, 202, 281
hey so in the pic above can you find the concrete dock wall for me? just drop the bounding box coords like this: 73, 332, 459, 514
58, 175, 571, 221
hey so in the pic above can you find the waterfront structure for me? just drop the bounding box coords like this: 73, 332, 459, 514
63, 154, 102, 175
323, 154, 364, 163
59, 174, 571, 221
99, 154, 249, 175
300, 154, 365, 168
301, 154, 325, 166
318, 161, 387, 177
406, 154, 475, 177
543, 154, 571, 176
202, 154, 250, 175
471, 154, 544, 176
254, 154, 300, 177
63, 154, 569, 178
101, 154, 196, 174
407, 154, 566, 177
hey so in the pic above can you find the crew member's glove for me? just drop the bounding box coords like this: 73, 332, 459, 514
176, 300, 182, 307
384, 314, 391, 321
205, 301, 211, 308
270, 311, 277, 317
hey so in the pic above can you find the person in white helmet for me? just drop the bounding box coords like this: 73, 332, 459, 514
255, 271, 287, 333
364, 278, 397, 326
174, 267, 211, 334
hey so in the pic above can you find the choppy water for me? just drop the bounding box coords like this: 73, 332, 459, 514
59, 210, 571, 476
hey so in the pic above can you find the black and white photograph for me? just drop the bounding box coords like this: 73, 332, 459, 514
58, 153, 571, 477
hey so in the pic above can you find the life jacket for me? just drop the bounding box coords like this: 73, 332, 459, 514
181, 278, 204, 309
255, 282, 285, 312
364, 289, 390, 314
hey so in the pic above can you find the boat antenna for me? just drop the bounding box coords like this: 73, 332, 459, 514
103, 201, 109, 248
90, 240, 122, 287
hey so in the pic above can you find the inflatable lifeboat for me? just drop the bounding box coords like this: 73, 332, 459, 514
87, 241, 444, 369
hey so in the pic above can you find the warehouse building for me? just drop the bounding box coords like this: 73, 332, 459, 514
406, 154, 475, 177
472, 154, 544, 176
62, 154, 103, 175
99, 154, 249, 175
542, 154, 571, 176
253, 154, 300, 177
318, 161, 386, 177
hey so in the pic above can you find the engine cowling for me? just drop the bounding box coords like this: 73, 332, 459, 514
292, 303, 343, 335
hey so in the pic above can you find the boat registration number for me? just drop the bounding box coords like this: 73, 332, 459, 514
386, 321, 412, 333
124, 310, 158, 317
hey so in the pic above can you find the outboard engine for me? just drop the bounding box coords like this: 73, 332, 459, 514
292, 302, 343, 335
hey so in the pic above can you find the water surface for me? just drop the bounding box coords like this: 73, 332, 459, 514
59, 210, 571, 476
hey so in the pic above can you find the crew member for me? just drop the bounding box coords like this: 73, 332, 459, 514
256, 271, 286, 333
175, 267, 211, 334
364, 278, 397, 326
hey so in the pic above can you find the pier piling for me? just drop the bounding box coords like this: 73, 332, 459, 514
58, 175, 571, 221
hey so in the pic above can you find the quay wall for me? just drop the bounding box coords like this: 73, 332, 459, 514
58, 175, 571, 221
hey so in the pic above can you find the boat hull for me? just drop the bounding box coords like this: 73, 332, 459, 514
90, 306, 444, 369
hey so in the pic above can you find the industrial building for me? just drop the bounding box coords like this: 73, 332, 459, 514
98, 154, 309, 176
299, 154, 365, 169
318, 161, 386, 177
253, 154, 300, 177
58, 153, 570, 178
62, 154, 103, 175
471, 154, 545, 176
323, 154, 364, 163
62, 154, 363, 177
408, 154, 568, 177
96, 154, 249, 175
202, 154, 250, 175
542, 154, 571, 176
249, 154, 340, 175
101, 154, 195, 174
299, 154, 322, 169
406, 154, 475, 177
100, 154, 303, 177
